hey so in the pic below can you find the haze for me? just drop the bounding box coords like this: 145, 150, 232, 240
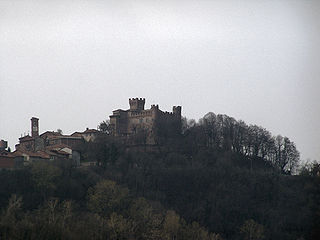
0, 0, 319, 162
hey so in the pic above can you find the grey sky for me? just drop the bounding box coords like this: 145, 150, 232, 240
0, 0, 319, 161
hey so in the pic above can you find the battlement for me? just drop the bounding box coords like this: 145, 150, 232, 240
129, 98, 145, 111
173, 106, 182, 116
110, 98, 182, 144
130, 110, 153, 117
129, 98, 145, 101
157, 106, 182, 117
163, 111, 174, 115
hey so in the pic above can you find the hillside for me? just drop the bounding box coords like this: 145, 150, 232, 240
0, 112, 319, 240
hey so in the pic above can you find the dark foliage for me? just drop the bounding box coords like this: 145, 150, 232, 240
0, 112, 318, 240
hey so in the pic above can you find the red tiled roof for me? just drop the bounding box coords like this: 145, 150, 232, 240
44, 150, 58, 156
56, 150, 70, 155
33, 151, 50, 159
71, 132, 82, 137
44, 149, 70, 157
19, 135, 33, 141
46, 144, 71, 150
71, 129, 99, 136
0, 150, 14, 158
40, 131, 62, 138
49, 135, 82, 140
11, 150, 26, 157
12, 150, 50, 159
83, 129, 99, 134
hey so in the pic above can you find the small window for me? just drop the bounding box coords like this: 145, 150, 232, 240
140, 119, 143, 123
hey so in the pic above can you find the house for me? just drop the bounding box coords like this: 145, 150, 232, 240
45, 144, 80, 165
11, 149, 50, 166
0, 140, 8, 151
71, 128, 100, 142
14, 117, 84, 166
0, 150, 15, 169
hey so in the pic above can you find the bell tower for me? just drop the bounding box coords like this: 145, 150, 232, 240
31, 117, 39, 137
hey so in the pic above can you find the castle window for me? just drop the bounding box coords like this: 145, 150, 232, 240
139, 119, 143, 123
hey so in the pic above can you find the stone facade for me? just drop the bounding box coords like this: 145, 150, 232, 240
31, 117, 39, 137
71, 128, 100, 142
0, 140, 8, 151
0, 149, 15, 169
109, 98, 182, 145
15, 118, 97, 153
14, 118, 85, 166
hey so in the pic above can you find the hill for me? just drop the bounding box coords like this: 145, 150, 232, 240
0, 112, 319, 240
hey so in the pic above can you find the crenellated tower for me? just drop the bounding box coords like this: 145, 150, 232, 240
172, 106, 182, 116
129, 98, 145, 111
110, 98, 182, 145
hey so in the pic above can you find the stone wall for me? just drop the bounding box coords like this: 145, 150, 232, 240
109, 98, 182, 145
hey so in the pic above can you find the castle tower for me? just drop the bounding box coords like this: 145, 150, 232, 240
129, 98, 145, 111
31, 117, 39, 137
172, 106, 182, 116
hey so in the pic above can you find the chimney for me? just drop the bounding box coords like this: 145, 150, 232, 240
31, 117, 39, 137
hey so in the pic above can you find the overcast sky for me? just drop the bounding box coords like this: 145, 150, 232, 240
0, 0, 319, 161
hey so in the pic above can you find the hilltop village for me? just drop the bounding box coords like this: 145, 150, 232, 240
0, 99, 317, 240
0, 98, 182, 169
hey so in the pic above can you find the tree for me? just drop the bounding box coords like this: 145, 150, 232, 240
184, 221, 211, 240
199, 112, 217, 149
98, 120, 111, 134
0, 194, 23, 239
240, 219, 265, 240
31, 162, 62, 200
107, 212, 134, 240
299, 161, 320, 177
129, 197, 164, 239
163, 210, 181, 240
87, 180, 129, 217
0, 194, 23, 225
91, 135, 121, 168
274, 135, 300, 174
232, 120, 248, 155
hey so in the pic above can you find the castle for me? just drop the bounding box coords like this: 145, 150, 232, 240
0, 98, 182, 169
109, 98, 182, 145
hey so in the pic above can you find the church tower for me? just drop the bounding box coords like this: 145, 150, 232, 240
31, 117, 39, 137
